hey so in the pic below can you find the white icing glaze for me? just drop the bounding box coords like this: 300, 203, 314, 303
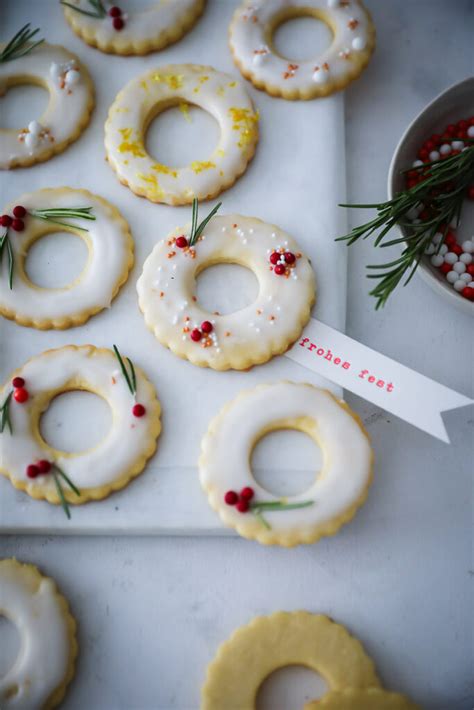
0, 561, 73, 710
229, 0, 373, 95
63, 0, 201, 50
104, 64, 259, 205
0, 44, 93, 169
200, 382, 372, 540
0, 346, 160, 492
137, 215, 316, 370
0, 188, 133, 326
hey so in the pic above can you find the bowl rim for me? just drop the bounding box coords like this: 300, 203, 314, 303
387, 77, 474, 316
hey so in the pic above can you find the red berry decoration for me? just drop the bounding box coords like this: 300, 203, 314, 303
132, 403, 146, 417
439, 262, 451, 275
0, 214, 12, 227
190, 328, 202, 342
26, 464, 39, 479
113, 17, 124, 30
462, 287, 474, 301
175, 235, 188, 248
236, 499, 250, 513
37, 460, 51, 474
274, 264, 286, 276
269, 252, 280, 265
12, 376, 25, 389
224, 490, 238, 505
468, 186, 474, 201
201, 321, 213, 333
284, 251, 296, 264
13, 205, 26, 218
467, 264, 474, 277
109, 5, 122, 16
11, 219, 24, 232
240, 486, 254, 501
13, 387, 29, 403
451, 244, 462, 256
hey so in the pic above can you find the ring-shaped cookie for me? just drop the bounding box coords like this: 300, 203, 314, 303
105, 64, 259, 205
0, 188, 134, 330
199, 382, 373, 546
201, 612, 381, 709
0, 559, 77, 710
229, 0, 376, 100
138, 215, 315, 370
62, 0, 205, 56
0, 43, 94, 169
0, 345, 161, 508
306, 688, 420, 710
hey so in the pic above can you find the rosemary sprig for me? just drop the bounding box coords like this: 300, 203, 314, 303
60, 0, 106, 18
337, 144, 474, 308
51, 464, 80, 520
0, 24, 44, 63
0, 230, 14, 290
29, 207, 95, 233
250, 499, 314, 529
188, 198, 222, 247
113, 344, 136, 396
0, 391, 13, 434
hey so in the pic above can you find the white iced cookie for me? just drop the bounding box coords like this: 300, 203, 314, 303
62, 0, 205, 56
0, 43, 94, 168
0, 559, 77, 710
229, 0, 376, 100
137, 214, 315, 370
0, 345, 161, 513
0, 188, 134, 330
105, 64, 259, 205
199, 382, 373, 546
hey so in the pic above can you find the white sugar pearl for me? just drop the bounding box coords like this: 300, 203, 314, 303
451, 140, 464, 151
312, 70, 328, 84
439, 143, 451, 155
467, 281, 474, 289
412, 159, 423, 168
425, 243, 435, 255
432, 232, 443, 245
446, 271, 458, 284
460, 253, 472, 265
444, 252, 458, 265
28, 120, 42, 135
24, 132, 39, 150
352, 36, 367, 51
50, 62, 61, 80
467, 126, 474, 138
65, 68, 80, 86
429, 150, 440, 161
453, 261, 466, 274
460, 273, 471, 282
431, 254, 444, 267
454, 279, 466, 292
439, 244, 448, 256
462, 240, 474, 253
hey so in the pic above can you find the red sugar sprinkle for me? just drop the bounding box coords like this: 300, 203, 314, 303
26, 464, 39, 479
13, 388, 29, 403
274, 264, 286, 276
201, 321, 213, 333
132, 404, 146, 418
190, 328, 202, 342
37, 460, 51, 474
12, 377, 25, 389
176, 235, 188, 248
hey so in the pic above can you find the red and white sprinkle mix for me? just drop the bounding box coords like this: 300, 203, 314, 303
268, 247, 300, 278
406, 116, 474, 301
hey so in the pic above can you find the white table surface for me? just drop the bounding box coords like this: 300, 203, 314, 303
1, 1, 473, 709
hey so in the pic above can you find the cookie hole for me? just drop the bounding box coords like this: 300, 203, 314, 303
257, 665, 328, 710
0, 616, 21, 679
0, 83, 49, 130
146, 103, 220, 169
251, 429, 322, 497
272, 14, 333, 61
40, 391, 112, 454
25, 231, 89, 289
196, 263, 259, 315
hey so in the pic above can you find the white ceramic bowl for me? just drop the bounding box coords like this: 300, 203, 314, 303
388, 77, 474, 316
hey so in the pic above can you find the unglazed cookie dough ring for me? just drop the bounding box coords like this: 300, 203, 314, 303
105, 64, 259, 205
0, 188, 134, 330
0, 559, 77, 710
0, 345, 161, 510
305, 688, 421, 710
0, 43, 94, 169
137, 214, 315, 370
62, 0, 206, 56
229, 0, 376, 100
201, 612, 381, 709
199, 382, 373, 546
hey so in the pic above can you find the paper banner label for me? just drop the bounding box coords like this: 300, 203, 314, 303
285, 318, 472, 443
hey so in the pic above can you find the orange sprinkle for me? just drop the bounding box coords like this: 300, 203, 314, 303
225, 331, 231, 337
160, 291, 165, 298
322, 62, 330, 71
256, 309, 262, 315
111, 376, 116, 384
183, 326, 190, 333
185, 316, 190, 322
167, 251, 176, 259
296, 252, 302, 258
213, 311, 220, 315
269, 315, 275, 321
348, 18, 359, 29
192, 296, 197, 302
233, 223, 238, 228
